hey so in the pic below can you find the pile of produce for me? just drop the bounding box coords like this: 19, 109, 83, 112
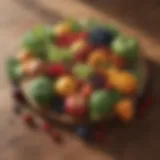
6, 18, 141, 124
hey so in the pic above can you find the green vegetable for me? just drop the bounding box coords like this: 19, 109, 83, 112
111, 35, 140, 62
28, 77, 54, 105
89, 90, 122, 121
23, 25, 55, 60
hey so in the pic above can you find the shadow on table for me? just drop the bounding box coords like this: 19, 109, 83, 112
81, 0, 160, 43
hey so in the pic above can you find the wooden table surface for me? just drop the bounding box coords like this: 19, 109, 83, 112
0, 0, 160, 160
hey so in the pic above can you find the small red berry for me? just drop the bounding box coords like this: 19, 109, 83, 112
46, 64, 67, 77
43, 122, 52, 132
52, 130, 62, 143
23, 114, 33, 124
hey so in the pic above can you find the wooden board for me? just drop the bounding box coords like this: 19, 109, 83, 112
1, 0, 160, 160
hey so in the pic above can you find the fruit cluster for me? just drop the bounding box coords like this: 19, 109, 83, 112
6, 18, 141, 124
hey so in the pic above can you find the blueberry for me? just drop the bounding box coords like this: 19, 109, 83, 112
52, 94, 65, 113
76, 126, 91, 140
90, 73, 106, 89
88, 27, 114, 46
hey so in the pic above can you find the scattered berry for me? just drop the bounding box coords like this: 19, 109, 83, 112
43, 122, 52, 132
52, 130, 62, 143
76, 126, 91, 140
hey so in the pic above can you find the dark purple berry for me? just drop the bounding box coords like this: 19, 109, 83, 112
76, 126, 91, 140
12, 87, 26, 104
88, 27, 114, 46
90, 73, 106, 89
52, 94, 65, 113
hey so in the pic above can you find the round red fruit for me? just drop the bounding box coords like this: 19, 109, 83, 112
46, 64, 67, 77
65, 94, 88, 117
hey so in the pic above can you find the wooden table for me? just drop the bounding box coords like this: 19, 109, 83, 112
0, 0, 160, 160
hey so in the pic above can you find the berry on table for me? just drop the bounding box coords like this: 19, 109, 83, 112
43, 122, 52, 132
76, 126, 91, 140
52, 130, 62, 143
22, 114, 34, 125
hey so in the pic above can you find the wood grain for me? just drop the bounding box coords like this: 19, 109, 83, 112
0, 0, 160, 160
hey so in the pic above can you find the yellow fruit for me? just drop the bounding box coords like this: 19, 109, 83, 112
17, 49, 33, 63
70, 39, 87, 53
107, 70, 137, 95
53, 22, 71, 36
115, 72, 137, 95
115, 99, 134, 122
55, 76, 77, 96
107, 67, 121, 86
88, 50, 107, 68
